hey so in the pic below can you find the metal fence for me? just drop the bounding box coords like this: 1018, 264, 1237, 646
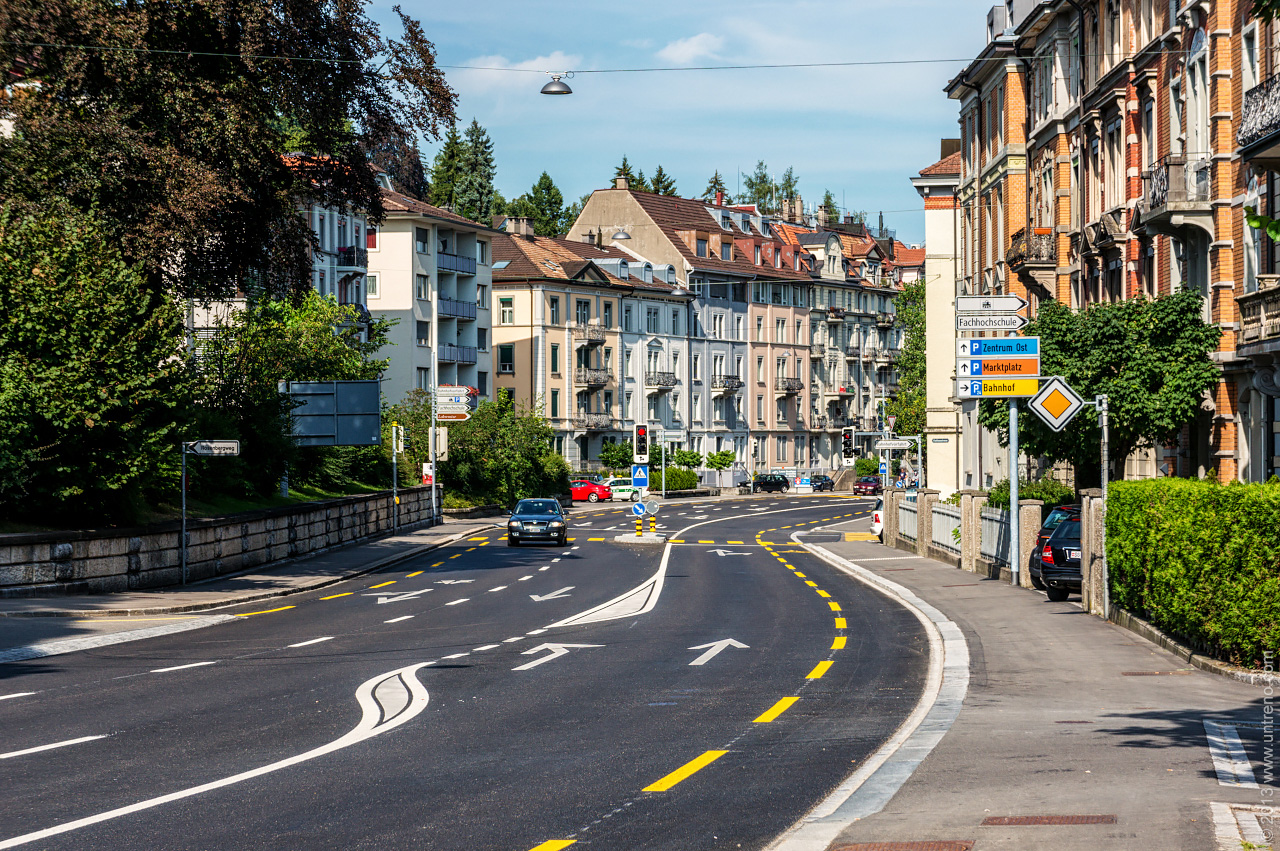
980, 506, 1011, 566
899, 500, 918, 542
932, 503, 962, 554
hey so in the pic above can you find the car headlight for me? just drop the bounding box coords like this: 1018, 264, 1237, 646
508, 520, 522, 529
549, 521, 564, 528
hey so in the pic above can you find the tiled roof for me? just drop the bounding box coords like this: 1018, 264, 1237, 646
380, 187, 488, 228
492, 232, 677, 293
894, 245, 926, 266
919, 151, 961, 176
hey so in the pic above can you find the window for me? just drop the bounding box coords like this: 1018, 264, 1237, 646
755, 316, 764, 341
317, 269, 326, 296
777, 398, 787, 422
550, 343, 560, 374
721, 242, 732, 261
776, 357, 787, 379
646, 307, 660, 333
623, 305, 633, 332
576, 299, 591, 325
756, 395, 765, 422
499, 298, 514, 325
646, 349, 661, 374
671, 351, 680, 376
1244, 26, 1259, 93
554, 436, 565, 456
735, 355, 743, 378
477, 328, 488, 351
603, 302, 613, 328
756, 356, 764, 382
416, 321, 431, 346
498, 344, 514, 373
795, 319, 803, 343
777, 436, 787, 462
549, 296, 560, 325
366, 225, 379, 251
476, 284, 488, 308
477, 240, 488, 265
603, 347, 612, 373
735, 317, 743, 340
696, 238, 708, 257
366, 273, 379, 299
625, 348, 633, 374
694, 393, 703, 421
625, 391, 632, 417
416, 274, 430, 300
672, 309, 681, 335
417, 368, 431, 390
603, 391, 613, 414
775, 318, 785, 343
692, 354, 701, 380
754, 245, 762, 265
477, 372, 488, 397
415, 227, 431, 254
550, 390, 560, 418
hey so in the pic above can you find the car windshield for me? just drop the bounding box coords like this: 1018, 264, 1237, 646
1042, 506, 1079, 533
1050, 518, 1081, 543
515, 500, 560, 515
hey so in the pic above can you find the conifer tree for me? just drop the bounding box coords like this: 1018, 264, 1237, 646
650, 165, 678, 196
429, 124, 465, 209
455, 119, 496, 222
703, 170, 732, 204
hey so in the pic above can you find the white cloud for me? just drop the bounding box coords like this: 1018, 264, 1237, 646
451, 50, 583, 95
656, 33, 725, 65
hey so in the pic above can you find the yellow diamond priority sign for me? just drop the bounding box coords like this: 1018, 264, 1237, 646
1029, 377, 1084, 432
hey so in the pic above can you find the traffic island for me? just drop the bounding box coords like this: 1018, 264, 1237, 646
612, 533, 667, 546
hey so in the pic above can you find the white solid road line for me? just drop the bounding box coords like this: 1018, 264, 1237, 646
384, 616, 414, 624
0, 735, 108, 760
0, 693, 36, 701
488, 585, 507, 592
0, 615, 237, 665
1204, 720, 1260, 788
287, 637, 334, 648
150, 662, 217, 673
472, 644, 500, 651
518, 576, 532, 581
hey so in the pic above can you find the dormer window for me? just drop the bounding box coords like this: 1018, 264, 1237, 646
774, 248, 782, 268
618, 260, 629, 279
754, 245, 762, 265
696, 238, 708, 257
740, 215, 751, 232
721, 215, 732, 230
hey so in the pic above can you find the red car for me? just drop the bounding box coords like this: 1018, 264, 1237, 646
570, 480, 613, 503
852, 475, 883, 496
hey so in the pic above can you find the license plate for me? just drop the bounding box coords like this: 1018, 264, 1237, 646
1066, 549, 1081, 560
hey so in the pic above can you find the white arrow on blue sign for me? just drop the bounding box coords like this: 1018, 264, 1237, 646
631, 464, 649, 487
632, 502, 646, 517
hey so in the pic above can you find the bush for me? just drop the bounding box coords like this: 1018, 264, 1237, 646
1108, 478, 1280, 668
855, 455, 880, 477
654, 467, 698, 491
984, 477, 1076, 511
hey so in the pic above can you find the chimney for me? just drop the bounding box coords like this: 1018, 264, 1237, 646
509, 216, 534, 237
583, 229, 595, 244
715, 190, 725, 206
614, 176, 630, 190
817, 204, 828, 225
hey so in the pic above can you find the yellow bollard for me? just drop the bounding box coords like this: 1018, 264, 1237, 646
636, 517, 642, 537
648, 514, 656, 535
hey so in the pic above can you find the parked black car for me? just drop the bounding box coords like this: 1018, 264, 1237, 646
1039, 517, 1082, 601
1029, 504, 1081, 591
810, 474, 835, 492
506, 498, 568, 547
752, 473, 790, 494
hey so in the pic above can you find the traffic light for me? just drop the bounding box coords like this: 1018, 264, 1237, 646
841, 426, 857, 467
634, 423, 649, 465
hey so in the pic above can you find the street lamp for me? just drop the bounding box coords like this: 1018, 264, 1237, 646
540, 72, 573, 95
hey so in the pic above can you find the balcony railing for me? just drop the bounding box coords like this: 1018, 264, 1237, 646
1006, 227, 1055, 267
437, 296, 477, 321
572, 325, 606, 345
774, 377, 804, 394
810, 343, 826, 358
826, 306, 847, 321
876, 311, 895, 328
1240, 74, 1280, 150
571, 413, 614, 431
574, 368, 610, 386
844, 344, 860, 359
711, 374, 743, 392
335, 246, 368, 269
645, 371, 678, 389
1142, 153, 1212, 210
1239, 274, 1280, 348
437, 343, 478, 364
437, 251, 477, 275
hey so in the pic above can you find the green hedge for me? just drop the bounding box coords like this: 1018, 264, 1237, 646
1108, 479, 1280, 668
653, 467, 699, 490
984, 478, 1076, 511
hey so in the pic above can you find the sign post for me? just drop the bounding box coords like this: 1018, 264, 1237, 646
180, 440, 241, 585
1009, 400, 1020, 588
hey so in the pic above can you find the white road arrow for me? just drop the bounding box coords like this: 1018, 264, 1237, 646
436, 579, 474, 585
708, 549, 751, 557
529, 586, 574, 602
687, 638, 749, 666
512, 643, 603, 671
361, 588, 433, 604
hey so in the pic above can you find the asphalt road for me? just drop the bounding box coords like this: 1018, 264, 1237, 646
0, 495, 928, 850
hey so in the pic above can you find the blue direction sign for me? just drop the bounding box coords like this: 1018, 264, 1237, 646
631, 464, 649, 488
957, 337, 1039, 357
632, 502, 646, 517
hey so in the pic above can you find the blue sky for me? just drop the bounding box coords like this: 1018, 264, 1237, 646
372, 1, 993, 245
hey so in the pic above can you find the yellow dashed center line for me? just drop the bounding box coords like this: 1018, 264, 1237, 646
832, 636, 847, 650
449, 554, 461, 559
835, 617, 847, 629
816, 590, 831, 598
320, 592, 352, 600
527, 841, 576, 851
753, 696, 799, 723
406, 571, 423, 578
369, 581, 396, 589
643, 750, 729, 792
828, 601, 842, 612
804, 580, 818, 587
467, 537, 487, 542
236, 606, 295, 617
806, 661, 833, 679
432, 562, 445, 567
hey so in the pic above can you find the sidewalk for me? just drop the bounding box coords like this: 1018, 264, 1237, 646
795, 520, 1272, 850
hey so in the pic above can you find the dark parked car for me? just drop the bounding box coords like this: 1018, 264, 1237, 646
852, 475, 882, 496
1039, 517, 1082, 601
810, 474, 835, 492
752, 473, 790, 494
506, 498, 568, 547
1029, 505, 1081, 591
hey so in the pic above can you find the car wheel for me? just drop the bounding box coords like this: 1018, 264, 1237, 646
558, 534, 567, 546
1045, 586, 1069, 602
1029, 570, 1046, 591
631, 492, 640, 502
588, 492, 599, 503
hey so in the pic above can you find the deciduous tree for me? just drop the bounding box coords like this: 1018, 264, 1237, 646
884, 279, 926, 436
742, 161, 775, 214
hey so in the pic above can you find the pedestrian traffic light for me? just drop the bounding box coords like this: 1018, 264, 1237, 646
634, 424, 649, 465
841, 427, 855, 458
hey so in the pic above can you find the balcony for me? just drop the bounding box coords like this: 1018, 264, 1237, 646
711, 374, 743, 395
844, 344, 860, 360
810, 343, 826, 359
571, 413, 614, 431
574, 368, 610, 387
437, 296, 477, 321
335, 245, 368, 271
876, 311, 895, 329
1238, 275, 1280, 355
572, 324, 606, 346
645, 371, 678, 391
774, 377, 804, 395
1240, 74, 1280, 169
1135, 153, 1214, 239
826, 306, 847, 322
437, 251, 477, 275
1006, 227, 1055, 269
437, 343, 478, 364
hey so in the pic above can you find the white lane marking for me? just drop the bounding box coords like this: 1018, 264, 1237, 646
0, 735, 108, 760
487, 585, 507, 592
150, 662, 217, 673
0, 693, 36, 701
287, 637, 334, 648
512, 643, 603, 671
440, 653, 468, 660
518, 576, 533, 581
0, 663, 431, 849
445, 598, 469, 607
538, 566, 550, 571
436, 579, 474, 585
0, 615, 237, 665
552, 558, 562, 562
1204, 720, 1259, 788
687, 638, 749, 666
527, 628, 548, 635
502, 637, 524, 643
384, 616, 414, 624
472, 644, 500, 652
530, 587, 574, 602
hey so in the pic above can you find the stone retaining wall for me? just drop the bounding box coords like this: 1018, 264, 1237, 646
0, 486, 442, 597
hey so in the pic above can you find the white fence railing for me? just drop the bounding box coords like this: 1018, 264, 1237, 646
932, 503, 962, 554
899, 501, 918, 541
980, 506, 1011, 565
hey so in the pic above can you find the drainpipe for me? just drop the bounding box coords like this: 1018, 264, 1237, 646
1065, 0, 1088, 308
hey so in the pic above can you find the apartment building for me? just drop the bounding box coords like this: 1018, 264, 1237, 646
490, 220, 691, 467
365, 172, 494, 407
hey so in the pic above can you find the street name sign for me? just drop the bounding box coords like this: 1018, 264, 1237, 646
956, 295, 1028, 314
435, 412, 470, 421
957, 337, 1040, 357
957, 357, 1040, 378
188, 440, 240, 457
1029, 376, 1085, 432
957, 313, 1029, 332
957, 378, 1041, 399
875, 439, 913, 450
437, 385, 472, 397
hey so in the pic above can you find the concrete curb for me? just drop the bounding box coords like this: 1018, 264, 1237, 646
0, 526, 485, 619
1108, 607, 1276, 688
